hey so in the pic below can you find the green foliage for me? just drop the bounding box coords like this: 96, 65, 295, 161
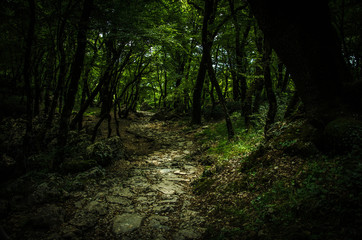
199, 113, 264, 160
229, 155, 362, 240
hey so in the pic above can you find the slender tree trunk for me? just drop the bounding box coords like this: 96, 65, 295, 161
191, 0, 215, 124
45, 16, 67, 130
58, 0, 93, 150
113, 98, 121, 137
206, 53, 235, 140
22, 0, 36, 170
263, 41, 277, 135
284, 91, 301, 119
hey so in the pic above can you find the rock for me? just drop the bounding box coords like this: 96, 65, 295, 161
69, 211, 98, 230
153, 204, 174, 213
112, 187, 133, 198
112, 214, 144, 235
86, 141, 113, 166
75, 166, 105, 180
85, 201, 107, 215
61, 225, 81, 239
61, 156, 98, 173
103, 136, 127, 160
151, 181, 185, 195
127, 176, 150, 190
29, 182, 64, 204
106, 196, 132, 206
30, 204, 64, 229
178, 229, 201, 239
148, 216, 170, 230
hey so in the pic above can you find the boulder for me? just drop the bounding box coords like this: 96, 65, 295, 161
69, 211, 98, 230
112, 214, 144, 235
85, 200, 107, 215
103, 136, 127, 160
86, 142, 113, 166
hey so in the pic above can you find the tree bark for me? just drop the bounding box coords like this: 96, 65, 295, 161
22, 0, 36, 169
206, 55, 235, 140
263, 40, 277, 135
191, 0, 216, 124
248, 0, 353, 125
58, 0, 93, 148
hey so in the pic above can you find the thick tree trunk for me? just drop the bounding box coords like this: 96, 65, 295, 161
248, 0, 352, 125
58, 0, 93, 149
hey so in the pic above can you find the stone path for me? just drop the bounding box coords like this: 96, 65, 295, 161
1, 113, 207, 239
61, 114, 206, 239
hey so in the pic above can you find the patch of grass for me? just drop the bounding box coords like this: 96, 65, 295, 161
83, 107, 101, 116
198, 114, 264, 160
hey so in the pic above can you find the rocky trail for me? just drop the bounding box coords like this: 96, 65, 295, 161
0, 112, 207, 240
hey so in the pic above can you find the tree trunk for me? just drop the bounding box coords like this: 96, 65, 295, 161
248, 0, 353, 125
284, 91, 301, 119
22, 0, 36, 169
263, 40, 277, 135
191, 0, 215, 124
207, 58, 235, 140
58, 0, 93, 149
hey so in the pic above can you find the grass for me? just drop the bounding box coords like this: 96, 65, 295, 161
194, 115, 362, 240
198, 113, 264, 161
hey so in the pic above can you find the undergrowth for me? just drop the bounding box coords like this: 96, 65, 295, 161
194, 115, 362, 240
197, 113, 264, 160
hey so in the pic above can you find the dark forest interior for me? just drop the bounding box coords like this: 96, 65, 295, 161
1, 0, 362, 239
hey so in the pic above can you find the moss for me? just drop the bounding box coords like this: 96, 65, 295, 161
86, 142, 113, 166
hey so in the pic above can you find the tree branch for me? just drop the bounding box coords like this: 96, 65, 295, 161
212, 4, 248, 38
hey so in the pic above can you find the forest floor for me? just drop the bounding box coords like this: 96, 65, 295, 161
1, 112, 209, 240
2, 111, 361, 240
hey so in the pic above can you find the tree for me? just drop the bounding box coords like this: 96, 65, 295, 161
58, 0, 94, 149
248, 0, 354, 126
22, 0, 36, 169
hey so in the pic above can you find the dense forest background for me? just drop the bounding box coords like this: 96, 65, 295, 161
1, 0, 362, 239
1, 0, 362, 154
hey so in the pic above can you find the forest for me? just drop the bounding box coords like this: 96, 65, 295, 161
0, 0, 362, 239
